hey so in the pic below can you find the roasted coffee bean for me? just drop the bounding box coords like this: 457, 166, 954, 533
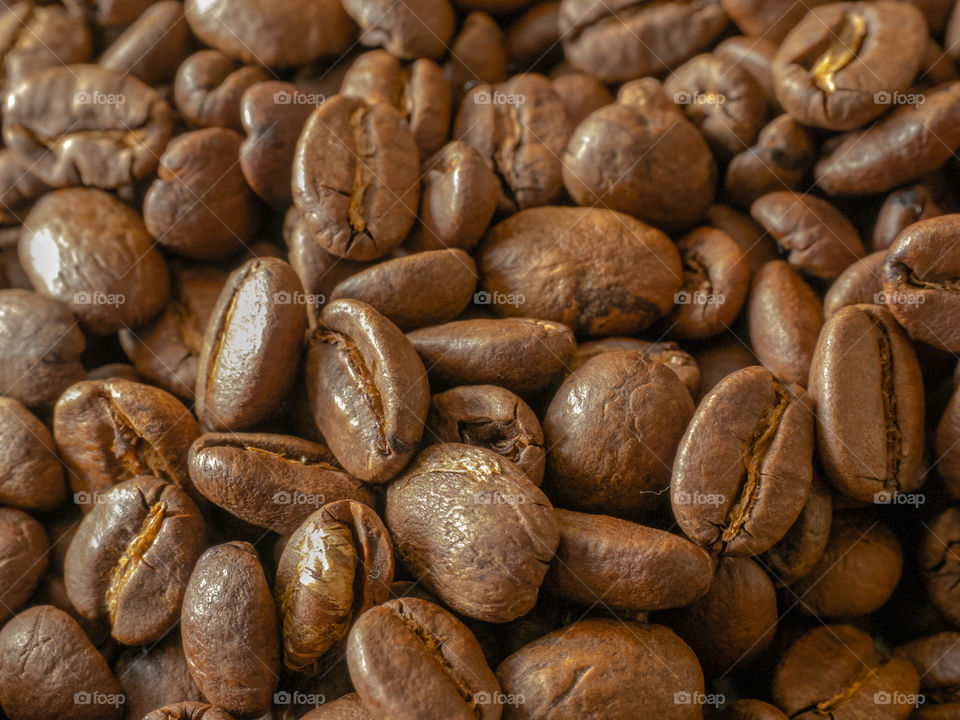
772, 625, 920, 719
113, 632, 205, 720
479, 206, 682, 335
0, 508, 48, 622
54, 378, 201, 512
0, 148, 54, 225
673, 366, 814, 557
938, 382, 960, 497
563, 80, 715, 233
144, 128, 259, 261
407, 141, 499, 252
0, 396, 67, 511
426, 385, 545, 485
87, 364, 142, 383
506, 2, 561, 64
456, 74, 570, 212
306, 299, 430, 483
760, 474, 833, 585
809, 304, 925, 502
559, 0, 727, 83
64, 476, 205, 645
182, 542, 281, 718
119, 265, 226, 401
386, 443, 558, 622
895, 632, 960, 719
715, 36, 780, 105
660, 226, 750, 340
195, 257, 307, 430
497, 619, 704, 720
823, 249, 886, 318
544, 351, 694, 518
705, 203, 780, 275
301, 693, 371, 719
174, 50, 270, 132
20, 188, 169, 334
408, 317, 576, 396
720, 700, 789, 720
751, 192, 865, 281
724, 115, 815, 209
747, 261, 823, 388
883, 215, 960, 352
347, 597, 501, 720
793, 512, 903, 617
722, 0, 830, 43
330, 249, 477, 330
144, 703, 235, 720
694, 338, 759, 400
0, 605, 123, 720
99, 1, 189, 85
921, 506, 960, 626
189, 433, 375, 533
544, 508, 712, 610
444, 12, 508, 100
815, 82, 960, 195
772, 1, 928, 131
663, 556, 777, 676
0, 3, 91, 89
31, 573, 111, 648
3, 64, 172, 189
293, 95, 420, 261
872, 184, 942, 252
341, 50, 452, 159
277, 501, 393, 673
567, 337, 700, 396
551, 72, 613, 127
185, 0, 351, 67
343, 0, 454, 60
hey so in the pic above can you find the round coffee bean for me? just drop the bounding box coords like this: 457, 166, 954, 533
0, 397, 67, 511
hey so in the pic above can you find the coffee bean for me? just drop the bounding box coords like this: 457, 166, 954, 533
759, 474, 833, 585
300, 693, 371, 719
113, 632, 205, 720
20, 188, 170, 334
872, 185, 942, 252
921, 506, 960, 626
182, 542, 281, 717
386, 443, 558, 622
64, 0, 154, 26
99, 1, 189, 85
772, 624, 919, 719
694, 337, 759, 401
479, 206, 683, 335
0, 3, 91, 89
195, 257, 307, 430
809, 304, 925, 502
3, 64, 172, 188
293, 95, 420, 261
497, 619, 705, 720
705, 203, 780, 275
506, 2, 561, 65
64, 476, 203, 646
347, 597, 501, 720
408, 317, 575, 396
714, 36, 780, 104
883, 215, 960, 352
189, 433, 375, 533
895, 632, 960, 718
277, 501, 393, 673
544, 351, 694, 517
823, 249, 886, 318
937, 382, 960, 497
342, 0, 454, 60
0, 605, 123, 720
144, 702, 235, 720
444, 12, 508, 101
0, 149, 53, 225
551, 71, 613, 127
720, 700, 789, 720
0, 508, 48, 622
174, 50, 270, 132
673, 366, 814, 556
306, 299, 429, 483
0, 396, 67, 511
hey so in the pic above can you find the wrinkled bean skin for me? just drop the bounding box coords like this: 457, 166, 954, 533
0, 508, 48, 622
3, 64, 172, 189
347, 597, 502, 720
479, 206, 683, 336
386, 443, 559, 622
175, 50, 270, 132
0, 397, 67, 510
181, 542, 281, 718
64, 476, 206, 645
544, 351, 695, 518
673, 366, 814, 557
0, 606, 123, 720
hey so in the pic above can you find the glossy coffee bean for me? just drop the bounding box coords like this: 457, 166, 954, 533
189, 433, 375, 534
53, 378, 201, 511
759, 474, 833, 585
293, 95, 420, 261
809, 304, 925, 502
544, 351, 695, 518
0, 508, 48, 622
347, 597, 502, 720
567, 337, 700, 396
872, 184, 942, 252
113, 632, 205, 720
883, 215, 960, 352
182, 542, 281, 718
174, 50, 270, 132
386, 443, 559, 622
921, 506, 960, 626
823, 250, 886, 318
479, 206, 682, 335
544, 508, 713, 611
20, 188, 170, 334
0, 606, 123, 720
497, 619, 704, 720
306, 299, 430, 483
99, 1, 189, 85
673, 366, 814, 557
408, 317, 576, 396
426, 384, 545, 485
772, 625, 919, 720
195, 257, 307, 430
64, 476, 205, 645
0, 397, 67, 511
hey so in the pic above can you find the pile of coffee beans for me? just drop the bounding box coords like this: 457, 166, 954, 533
2, 0, 960, 718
